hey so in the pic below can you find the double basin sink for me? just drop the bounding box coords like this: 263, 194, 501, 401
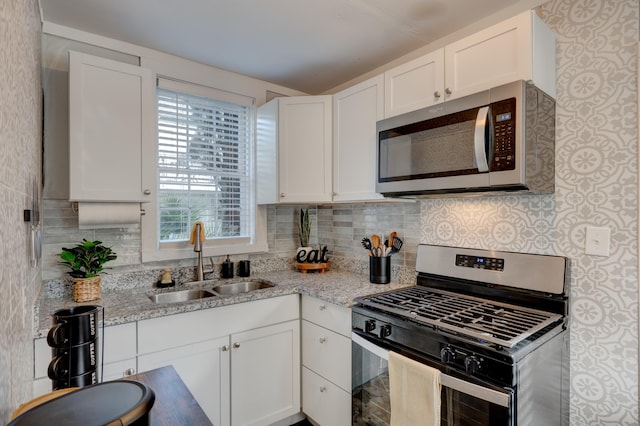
149, 279, 274, 304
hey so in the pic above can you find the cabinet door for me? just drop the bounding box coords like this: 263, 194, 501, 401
138, 336, 231, 426
69, 51, 154, 202
444, 11, 555, 100
277, 96, 332, 203
230, 320, 300, 426
333, 75, 385, 202
384, 49, 444, 118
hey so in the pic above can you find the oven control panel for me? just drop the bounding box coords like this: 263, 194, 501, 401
456, 254, 504, 271
440, 345, 484, 375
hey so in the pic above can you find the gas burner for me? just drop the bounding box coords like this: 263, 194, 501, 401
356, 286, 562, 348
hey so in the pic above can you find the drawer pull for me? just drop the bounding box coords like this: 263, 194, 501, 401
233, 342, 241, 349
319, 337, 326, 344
319, 305, 326, 311
320, 386, 327, 393
124, 368, 135, 376
221, 345, 230, 352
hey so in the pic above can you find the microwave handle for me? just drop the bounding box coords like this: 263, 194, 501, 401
474, 106, 490, 172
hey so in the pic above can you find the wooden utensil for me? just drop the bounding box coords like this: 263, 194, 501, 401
371, 234, 381, 256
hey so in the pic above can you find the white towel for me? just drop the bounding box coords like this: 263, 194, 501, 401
389, 351, 442, 426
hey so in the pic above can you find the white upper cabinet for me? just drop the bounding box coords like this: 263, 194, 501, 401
384, 49, 444, 118
68, 51, 155, 202
332, 75, 386, 202
444, 10, 556, 101
384, 10, 555, 118
257, 96, 332, 204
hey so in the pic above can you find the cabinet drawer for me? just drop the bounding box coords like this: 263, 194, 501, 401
302, 367, 351, 426
301, 296, 351, 337
302, 320, 351, 391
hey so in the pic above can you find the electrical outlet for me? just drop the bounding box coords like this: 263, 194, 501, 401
585, 226, 610, 257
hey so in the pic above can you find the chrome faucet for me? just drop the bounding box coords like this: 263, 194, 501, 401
193, 223, 214, 281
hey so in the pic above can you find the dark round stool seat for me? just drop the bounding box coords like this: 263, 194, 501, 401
9, 380, 155, 426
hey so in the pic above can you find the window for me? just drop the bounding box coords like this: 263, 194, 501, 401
141, 78, 265, 261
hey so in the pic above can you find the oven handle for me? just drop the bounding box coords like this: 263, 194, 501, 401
352, 332, 510, 408
474, 106, 490, 173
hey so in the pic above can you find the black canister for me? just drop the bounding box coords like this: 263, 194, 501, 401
238, 260, 250, 277
369, 256, 391, 284
221, 255, 234, 279
46, 305, 101, 390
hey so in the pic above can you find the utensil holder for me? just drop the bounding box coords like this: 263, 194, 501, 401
369, 256, 391, 284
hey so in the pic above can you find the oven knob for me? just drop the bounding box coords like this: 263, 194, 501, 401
440, 346, 456, 364
465, 355, 481, 375
379, 324, 392, 339
364, 319, 376, 333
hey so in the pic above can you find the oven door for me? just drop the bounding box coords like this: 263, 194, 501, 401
352, 332, 514, 426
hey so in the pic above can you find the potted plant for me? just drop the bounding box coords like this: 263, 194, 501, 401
59, 239, 117, 302
296, 208, 311, 261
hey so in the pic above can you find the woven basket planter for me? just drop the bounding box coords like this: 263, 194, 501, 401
72, 276, 101, 302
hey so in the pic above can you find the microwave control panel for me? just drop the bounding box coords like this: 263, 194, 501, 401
491, 98, 516, 171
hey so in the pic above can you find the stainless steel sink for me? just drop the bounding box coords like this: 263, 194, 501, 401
212, 280, 274, 295
149, 289, 216, 304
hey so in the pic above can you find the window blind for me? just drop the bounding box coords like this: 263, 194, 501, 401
157, 85, 252, 243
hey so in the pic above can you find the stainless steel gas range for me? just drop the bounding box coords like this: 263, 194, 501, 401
352, 244, 570, 426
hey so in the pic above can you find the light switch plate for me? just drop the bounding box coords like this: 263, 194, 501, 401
585, 226, 610, 257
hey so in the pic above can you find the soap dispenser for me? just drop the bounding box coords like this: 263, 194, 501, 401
221, 255, 234, 279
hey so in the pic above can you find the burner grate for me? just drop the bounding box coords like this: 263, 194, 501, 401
357, 286, 562, 348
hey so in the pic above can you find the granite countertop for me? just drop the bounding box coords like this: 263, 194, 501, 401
35, 269, 414, 338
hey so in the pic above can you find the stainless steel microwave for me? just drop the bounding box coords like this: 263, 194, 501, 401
376, 80, 555, 197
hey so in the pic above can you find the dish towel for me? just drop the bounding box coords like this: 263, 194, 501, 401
389, 351, 442, 426
189, 221, 206, 245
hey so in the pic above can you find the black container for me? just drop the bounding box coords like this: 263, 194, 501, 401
51, 369, 98, 391
46, 305, 101, 390
221, 255, 234, 279
47, 305, 99, 348
48, 340, 98, 379
238, 260, 250, 277
369, 256, 391, 284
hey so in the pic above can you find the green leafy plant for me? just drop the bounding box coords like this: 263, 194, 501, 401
59, 239, 117, 278
298, 208, 311, 247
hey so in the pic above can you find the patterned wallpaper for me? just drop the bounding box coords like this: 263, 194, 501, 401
0, 0, 42, 422
420, 0, 639, 424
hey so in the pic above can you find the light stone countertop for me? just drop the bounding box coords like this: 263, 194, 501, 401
35, 269, 414, 338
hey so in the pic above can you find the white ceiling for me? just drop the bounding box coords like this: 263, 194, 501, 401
40, 0, 527, 94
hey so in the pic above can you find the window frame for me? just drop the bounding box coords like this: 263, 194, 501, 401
141, 77, 268, 262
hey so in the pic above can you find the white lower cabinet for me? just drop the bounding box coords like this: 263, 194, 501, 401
302, 367, 351, 426
137, 295, 300, 426
301, 296, 352, 425
231, 320, 300, 426
137, 336, 230, 425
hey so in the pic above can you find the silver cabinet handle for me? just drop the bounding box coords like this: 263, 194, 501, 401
124, 368, 135, 376
221, 345, 230, 351
143, 189, 151, 195
319, 337, 326, 344
320, 386, 327, 393
445, 87, 452, 95
280, 193, 285, 198
233, 342, 241, 349
319, 305, 326, 311
434, 91, 441, 98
